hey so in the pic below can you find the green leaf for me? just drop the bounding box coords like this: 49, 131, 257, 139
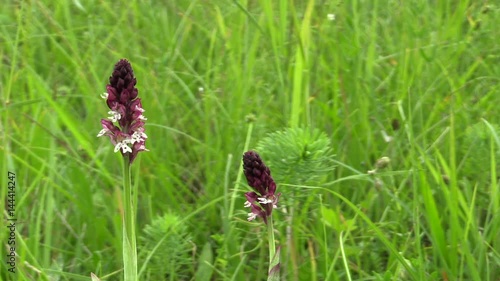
267, 246, 281, 281
90, 273, 101, 281
194, 242, 214, 281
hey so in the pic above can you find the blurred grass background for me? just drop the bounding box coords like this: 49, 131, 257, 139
1, 0, 500, 280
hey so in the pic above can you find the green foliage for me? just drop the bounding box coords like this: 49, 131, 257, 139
460, 122, 500, 182
256, 127, 334, 186
139, 214, 192, 280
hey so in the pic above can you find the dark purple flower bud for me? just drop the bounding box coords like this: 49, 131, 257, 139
97, 59, 148, 164
242, 151, 280, 223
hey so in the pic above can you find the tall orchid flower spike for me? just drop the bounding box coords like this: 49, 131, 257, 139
97, 59, 146, 281
97, 59, 147, 164
242, 151, 280, 224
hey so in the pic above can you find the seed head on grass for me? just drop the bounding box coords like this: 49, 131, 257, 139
97, 59, 147, 164
242, 151, 280, 224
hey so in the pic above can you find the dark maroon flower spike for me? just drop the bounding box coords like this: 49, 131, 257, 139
97, 59, 147, 164
242, 151, 280, 224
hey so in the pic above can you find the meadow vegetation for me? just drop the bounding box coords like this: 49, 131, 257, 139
1, 0, 499, 280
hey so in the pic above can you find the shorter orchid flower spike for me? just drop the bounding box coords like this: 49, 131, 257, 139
242, 151, 280, 224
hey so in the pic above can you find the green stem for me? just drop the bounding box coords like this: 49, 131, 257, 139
122, 156, 137, 281
228, 122, 254, 218
267, 215, 276, 264
267, 215, 280, 281
225, 122, 253, 264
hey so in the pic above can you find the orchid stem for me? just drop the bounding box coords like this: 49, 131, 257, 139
267, 215, 280, 281
123, 156, 137, 281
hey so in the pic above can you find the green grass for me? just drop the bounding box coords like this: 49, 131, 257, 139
1, 0, 500, 280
